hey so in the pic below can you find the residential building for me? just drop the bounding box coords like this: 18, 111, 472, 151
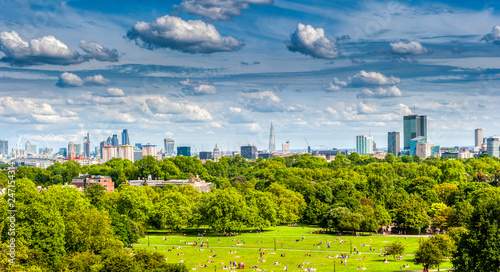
387, 132, 400, 157
356, 135, 373, 155
403, 114, 427, 150
177, 146, 191, 157
119, 145, 134, 161
101, 146, 117, 162
241, 145, 257, 160
72, 175, 114, 193
142, 144, 156, 157
128, 175, 211, 192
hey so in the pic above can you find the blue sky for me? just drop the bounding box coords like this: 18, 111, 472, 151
1, 0, 500, 153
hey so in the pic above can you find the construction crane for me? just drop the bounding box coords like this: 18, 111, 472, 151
41, 133, 50, 149
304, 137, 311, 154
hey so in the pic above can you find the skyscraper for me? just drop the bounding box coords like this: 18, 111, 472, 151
68, 142, 75, 158
269, 122, 276, 153
25, 141, 35, 154
111, 134, 119, 147
83, 133, 90, 158
0, 140, 8, 155
164, 137, 175, 156
387, 132, 400, 157
122, 129, 130, 145
403, 114, 427, 150
356, 135, 373, 155
487, 137, 500, 158
74, 143, 82, 156
475, 128, 483, 148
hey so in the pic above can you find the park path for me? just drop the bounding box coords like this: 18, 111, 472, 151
136, 243, 418, 256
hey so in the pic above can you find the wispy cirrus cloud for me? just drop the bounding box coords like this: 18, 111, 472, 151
177, 0, 272, 20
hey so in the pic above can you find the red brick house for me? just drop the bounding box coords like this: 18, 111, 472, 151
72, 175, 115, 193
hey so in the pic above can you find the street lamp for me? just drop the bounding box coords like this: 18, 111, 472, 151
274, 238, 276, 250
148, 234, 150, 247
350, 241, 352, 254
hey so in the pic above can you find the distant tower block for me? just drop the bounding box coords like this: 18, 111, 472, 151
269, 122, 276, 153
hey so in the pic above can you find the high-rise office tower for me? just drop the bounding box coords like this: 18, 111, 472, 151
58, 148, 67, 158
74, 143, 82, 156
122, 129, 130, 145
475, 128, 483, 148
410, 136, 427, 156
25, 141, 32, 154
403, 114, 427, 150
177, 146, 191, 157
282, 140, 290, 155
241, 145, 257, 160
111, 134, 119, 147
0, 140, 8, 155
269, 122, 276, 153
83, 133, 90, 158
356, 135, 373, 155
164, 137, 175, 156
387, 132, 400, 157
487, 137, 500, 157
68, 142, 75, 158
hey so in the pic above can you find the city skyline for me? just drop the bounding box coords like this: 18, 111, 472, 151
2, 1, 500, 150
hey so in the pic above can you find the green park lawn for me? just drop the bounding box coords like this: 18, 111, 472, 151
133, 226, 452, 272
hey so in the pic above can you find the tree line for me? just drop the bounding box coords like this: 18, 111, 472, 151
0, 153, 500, 270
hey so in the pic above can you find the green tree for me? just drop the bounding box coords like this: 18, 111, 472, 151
266, 183, 306, 223
453, 194, 500, 271
395, 195, 430, 232
386, 241, 405, 261
198, 188, 250, 232
414, 240, 443, 270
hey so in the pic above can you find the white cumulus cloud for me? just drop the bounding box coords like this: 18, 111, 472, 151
390, 41, 428, 55
350, 71, 401, 86
145, 97, 213, 122
241, 91, 286, 112
79, 40, 120, 62
0, 31, 83, 66
106, 88, 125, 97
180, 79, 216, 95
126, 15, 244, 53
285, 23, 339, 59
357, 86, 403, 98
177, 0, 272, 20
481, 26, 500, 44
57, 73, 111, 87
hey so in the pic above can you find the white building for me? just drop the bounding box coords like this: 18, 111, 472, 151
415, 142, 432, 159
101, 146, 117, 162
119, 145, 134, 161
282, 140, 290, 155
